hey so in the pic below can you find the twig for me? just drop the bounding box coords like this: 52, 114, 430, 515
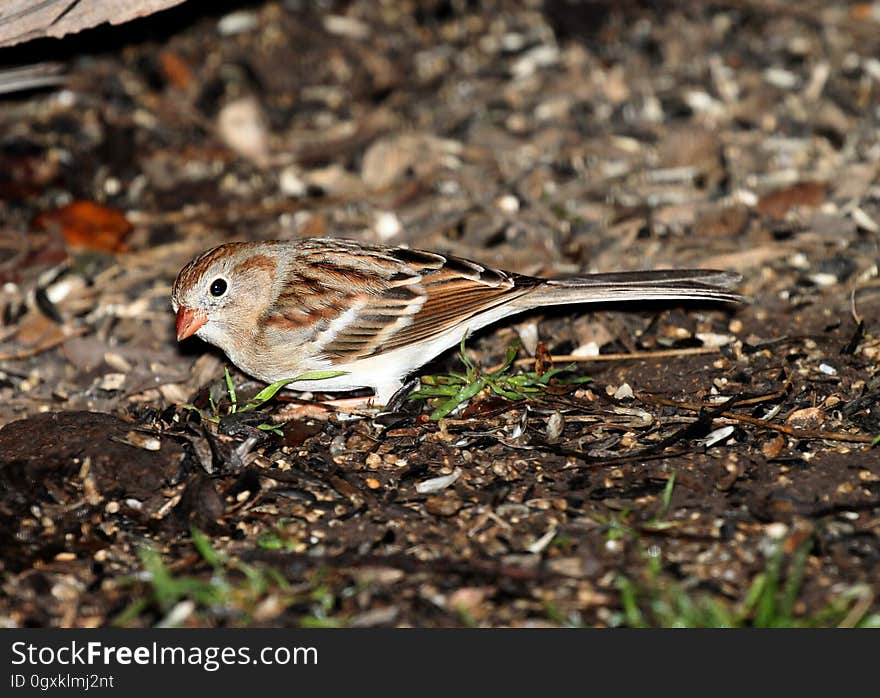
850, 286, 862, 326
636, 392, 875, 445
496, 346, 724, 373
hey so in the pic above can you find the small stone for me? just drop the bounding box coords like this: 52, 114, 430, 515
764, 67, 800, 89
125, 431, 161, 451
373, 211, 402, 241
545, 557, 586, 578
613, 383, 634, 400
545, 412, 564, 442
424, 496, 461, 516
604, 539, 624, 553
98, 373, 126, 391
761, 435, 785, 458
217, 97, 270, 166
696, 333, 734, 348
447, 587, 489, 616
279, 166, 307, 197
515, 321, 539, 355
496, 194, 520, 213
511, 44, 559, 79
766, 522, 789, 539
815, 254, 856, 283
217, 11, 258, 35
305, 164, 361, 195
323, 14, 370, 40
785, 407, 825, 430
808, 273, 838, 287
103, 352, 132, 373
571, 341, 600, 357
852, 207, 880, 233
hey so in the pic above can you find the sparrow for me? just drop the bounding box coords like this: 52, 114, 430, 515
171, 238, 742, 405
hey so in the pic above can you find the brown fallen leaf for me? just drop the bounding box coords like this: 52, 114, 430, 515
534, 340, 553, 377
850, 4, 880, 21
34, 201, 132, 253
159, 50, 195, 90
757, 181, 827, 219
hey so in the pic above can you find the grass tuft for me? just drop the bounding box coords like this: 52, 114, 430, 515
410, 338, 591, 419
614, 540, 880, 628
114, 528, 344, 627
186, 368, 348, 434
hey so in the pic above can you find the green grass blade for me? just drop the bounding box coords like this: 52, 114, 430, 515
457, 335, 475, 374
486, 382, 526, 400
430, 379, 486, 419
291, 370, 350, 382
568, 375, 594, 384
139, 547, 176, 611
191, 527, 224, 568
488, 341, 520, 377
780, 540, 811, 623
754, 549, 783, 627
409, 386, 462, 399
659, 472, 676, 518
224, 367, 237, 413
616, 576, 647, 628
240, 370, 350, 411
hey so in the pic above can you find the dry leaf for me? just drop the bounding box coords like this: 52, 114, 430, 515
757, 182, 827, 219
34, 201, 132, 253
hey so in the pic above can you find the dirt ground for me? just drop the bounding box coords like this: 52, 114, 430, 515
2, 0, 880, 627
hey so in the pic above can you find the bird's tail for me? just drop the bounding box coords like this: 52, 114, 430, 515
512, 269, 743, 308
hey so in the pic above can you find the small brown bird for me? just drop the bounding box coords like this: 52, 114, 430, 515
172, 238, 742, 404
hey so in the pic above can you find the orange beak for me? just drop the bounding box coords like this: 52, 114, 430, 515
176, 307, 207, 341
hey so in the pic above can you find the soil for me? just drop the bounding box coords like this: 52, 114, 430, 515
1, 0, 879, 627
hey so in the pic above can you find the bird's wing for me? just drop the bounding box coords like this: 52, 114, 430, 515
263, 240, 534, 361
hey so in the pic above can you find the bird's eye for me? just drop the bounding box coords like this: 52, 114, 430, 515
210, 278, 227, 297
